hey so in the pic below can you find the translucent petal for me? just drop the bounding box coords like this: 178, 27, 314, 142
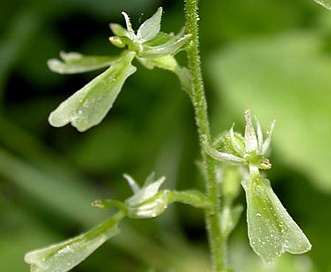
123, 174, 140, 194
48, 51, 136, 132
137, 7, 163, 42
261, 119, 276, 155
121, 12, 136, 40
244, 109, 258, 153
254, 116, 264, 154
314, 0, 331, 9
48, 52, 117, 74
126, 176, 165, 206
124, 173, 168, 219
242, 169, 311, 263
127, 191, 169, 218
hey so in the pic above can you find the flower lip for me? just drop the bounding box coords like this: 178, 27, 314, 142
244, 109, 275, 156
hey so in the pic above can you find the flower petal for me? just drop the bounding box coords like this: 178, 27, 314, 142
244, 109, 258, 153
137, 7, 163, 42
261, 119, 276, 155
121, 12, 136, 40
126, 176, 165, 206
123, 174, 140, 194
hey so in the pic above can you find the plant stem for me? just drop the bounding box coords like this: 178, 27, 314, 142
184, 0, 227, 271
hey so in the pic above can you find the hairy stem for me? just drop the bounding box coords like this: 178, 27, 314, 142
184, 0, 227, 271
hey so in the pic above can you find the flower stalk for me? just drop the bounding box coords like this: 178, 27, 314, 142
184, 0, 228, 271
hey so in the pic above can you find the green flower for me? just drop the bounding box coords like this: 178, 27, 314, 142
109, 7, 191, 58
205, 110, 311, 262
205, 109, 275, 169
124, 173, 169, 218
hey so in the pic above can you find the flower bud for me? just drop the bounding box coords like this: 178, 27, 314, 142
124, 173, 169, 219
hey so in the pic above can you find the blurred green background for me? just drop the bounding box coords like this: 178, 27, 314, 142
1, 0, 331, 271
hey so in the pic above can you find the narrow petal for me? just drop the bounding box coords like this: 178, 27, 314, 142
48, 51, 136, 132
121, 12, 136, 40
242, 169, 311, 263
254, 116, 264, 154
127, 177, 165, 206
262, 119, 276, 155
137, 7, 163, 42
244, 109, 258, 153
139, 177, 165, 202
123, 174, 140, 194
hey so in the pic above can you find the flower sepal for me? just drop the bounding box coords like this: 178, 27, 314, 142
205, 110, 275, 170
123, 173, 210, 218
109, 7, 191, 58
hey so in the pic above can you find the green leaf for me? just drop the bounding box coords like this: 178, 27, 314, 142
47, 52, 118, 74
48, 51, 136, 132
242, 166, 311, 263
209, 32, 331, 192
24, 212, 124, 272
